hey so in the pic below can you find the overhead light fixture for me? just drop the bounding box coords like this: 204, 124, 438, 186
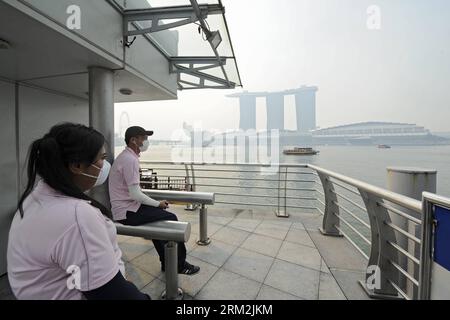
119, 88, 133, 96
206, 30, 222, 50
0, 38, 11, 50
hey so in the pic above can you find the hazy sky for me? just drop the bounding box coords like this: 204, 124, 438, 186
115, 0, 450, 140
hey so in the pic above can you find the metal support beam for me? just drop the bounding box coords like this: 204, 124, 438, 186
161, 241, 184, 300
123, 4, 223, 36
317, 172, 343, 237
358, 190, 402, 299
197, 204, 211, 246
176, 64, 235, 90
170, 57, 227, 74
88, 67, 115, 209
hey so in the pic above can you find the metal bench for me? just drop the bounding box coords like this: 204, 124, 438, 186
115, 220, 190, 300
143, 189, 215, 245
116, 190, 215, 300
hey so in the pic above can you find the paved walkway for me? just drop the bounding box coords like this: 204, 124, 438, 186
0, 205, 371, 300
118, 205, 371, 300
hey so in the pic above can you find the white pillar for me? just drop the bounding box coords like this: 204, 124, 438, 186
89, 67, 115, 209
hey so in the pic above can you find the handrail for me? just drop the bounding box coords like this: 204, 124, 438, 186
140, 160, 309, 168
141, 189, 214, 246
149, 174, 315, 183
377, 201, 422, 225
135, 160, 450, 300
115, 221, 190, 242
308, 164, 422, 213
143, 189, 214, 205
311, 163, 423, 300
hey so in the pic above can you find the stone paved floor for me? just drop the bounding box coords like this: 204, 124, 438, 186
118, 205, 371, 300
0, 205, 371, 300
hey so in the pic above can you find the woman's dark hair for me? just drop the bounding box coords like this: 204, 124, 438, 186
17, 123, 112, 219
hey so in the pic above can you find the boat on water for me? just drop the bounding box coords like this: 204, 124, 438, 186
378, 144, 391, 149
283, 147, 319, 155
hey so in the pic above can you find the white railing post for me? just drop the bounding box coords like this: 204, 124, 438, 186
358, 190, 401, 299
317, 172, 342, 237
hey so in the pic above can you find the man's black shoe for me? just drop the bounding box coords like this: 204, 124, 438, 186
161, 262, 200, 275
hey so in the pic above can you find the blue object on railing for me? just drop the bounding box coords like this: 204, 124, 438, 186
434, 205, 450, 272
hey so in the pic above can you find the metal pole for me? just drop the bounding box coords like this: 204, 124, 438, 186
88, 67, 115, 209
276, 167, 281, 215
197, 204, 211, 245
161, 241, 183, 300
284, 167, 288, 215
387, 167, 437, 299
418, 197, 434, 300
185, 164, 198, 211
276, 167, 289, 218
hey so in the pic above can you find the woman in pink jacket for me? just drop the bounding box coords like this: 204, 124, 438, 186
7, 123, 150, 300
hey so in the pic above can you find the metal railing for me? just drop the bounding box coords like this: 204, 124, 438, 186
308, 164, 422, 300
138, 160, 450, 300
142, 189, 215, 246
140, 161, 318, 219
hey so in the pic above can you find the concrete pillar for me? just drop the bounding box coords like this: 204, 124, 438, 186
266, 93, 284, 131
387, 167, 437, 298
239, 96, 256, 131
89, 67, 115, 209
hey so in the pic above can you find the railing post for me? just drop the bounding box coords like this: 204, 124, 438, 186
161, 241, 183, 300
358, 190, 401, 299
197, 204, 211, 246
419, 196, 434, 300
276, 166, 289, 218
185, 164, 198, 211
317, 172, 342, 237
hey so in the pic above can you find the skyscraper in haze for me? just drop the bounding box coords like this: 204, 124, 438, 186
238, 94, 257, 130
266, 93, 285, 131
228, 86, 318, 133
295, 87, 318, 133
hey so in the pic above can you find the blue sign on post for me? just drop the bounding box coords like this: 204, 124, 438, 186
434, 206, 450, 272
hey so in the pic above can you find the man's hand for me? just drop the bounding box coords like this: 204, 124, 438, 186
159, 200, 169, 209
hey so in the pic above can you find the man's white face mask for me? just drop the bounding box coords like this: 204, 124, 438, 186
140, 140, 150, 152
133, 139, 149, 153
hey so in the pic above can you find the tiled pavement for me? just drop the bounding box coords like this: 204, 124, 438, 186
117, 205, 370, 300
0, 205, 370, 300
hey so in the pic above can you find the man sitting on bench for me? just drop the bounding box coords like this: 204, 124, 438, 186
109, 126, 200, 275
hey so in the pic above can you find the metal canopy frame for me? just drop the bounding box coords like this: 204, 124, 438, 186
122, 0, 239, 90
123, 4, 223, 36
170, 56, 235, 90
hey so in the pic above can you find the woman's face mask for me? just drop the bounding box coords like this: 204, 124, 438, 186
80, 160, 111, 187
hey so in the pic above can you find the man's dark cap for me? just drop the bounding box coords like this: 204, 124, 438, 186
125, 126, 154, 143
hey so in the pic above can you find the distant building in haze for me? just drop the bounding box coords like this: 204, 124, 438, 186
312, 122, 449, 146
227, 86, 319, 133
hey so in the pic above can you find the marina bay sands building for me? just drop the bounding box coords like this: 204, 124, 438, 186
228, 86, 318, 133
